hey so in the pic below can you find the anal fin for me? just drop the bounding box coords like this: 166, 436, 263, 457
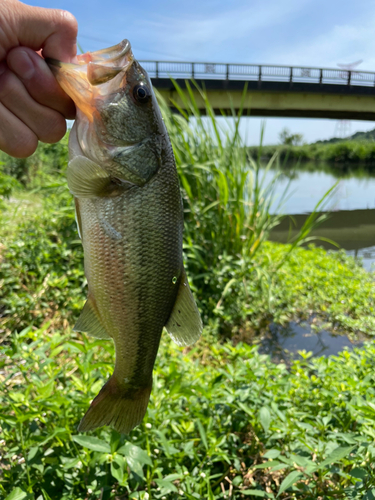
74, 296, 111, 339
165, 267, 202, 346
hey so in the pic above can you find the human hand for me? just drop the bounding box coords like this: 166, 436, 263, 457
0, 0, 77, 157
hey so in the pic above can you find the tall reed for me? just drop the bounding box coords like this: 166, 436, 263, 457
158, 83, 286, 264
157, 82, 334, 328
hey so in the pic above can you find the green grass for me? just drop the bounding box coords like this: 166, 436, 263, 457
1, 83, 375, 499
2, 325, 375, 499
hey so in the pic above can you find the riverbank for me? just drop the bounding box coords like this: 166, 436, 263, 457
2, 187, 375, 500
1, 190, 374, 340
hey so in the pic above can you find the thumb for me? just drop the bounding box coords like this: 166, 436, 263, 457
14, 2, 78, 62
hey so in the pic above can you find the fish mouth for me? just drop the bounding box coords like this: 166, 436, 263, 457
47, 39, 133, 121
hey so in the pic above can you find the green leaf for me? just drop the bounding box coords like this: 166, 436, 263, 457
259, 406, 271, 433
111, 456, 125, 484
196, 420, 208, 450
277, 471, 303, 497
117, 442, 152, 479
72, 435, 111, 453
241, 490, 268, 497
263, 449, 280, 459
252, 461, 283, 470
117, 442, 152, 466
237, 402, 253, 417
154, 479, 178, 494
5, 488, 28, 500
40, 488, 52, 500
61, 457, 81, 469
317, 445, 355, 469
127, 457, 144, 478
350, 467, 367, 480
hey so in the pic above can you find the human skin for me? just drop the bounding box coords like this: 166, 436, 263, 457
0, 0, 77, 157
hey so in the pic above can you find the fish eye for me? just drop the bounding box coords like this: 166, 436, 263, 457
133, 84, 151, 104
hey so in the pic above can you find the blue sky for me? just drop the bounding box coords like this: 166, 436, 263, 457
25, 0, 375, 144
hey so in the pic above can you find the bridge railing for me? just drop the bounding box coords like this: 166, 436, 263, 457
140, 61, 375, 87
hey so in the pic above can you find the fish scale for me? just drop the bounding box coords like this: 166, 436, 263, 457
48, 40, 202, 434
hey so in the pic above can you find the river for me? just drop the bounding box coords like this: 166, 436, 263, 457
259, 162, 374, 361
267, 164, 375, 270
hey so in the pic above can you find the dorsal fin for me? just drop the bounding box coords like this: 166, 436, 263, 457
165, 267, 202, 346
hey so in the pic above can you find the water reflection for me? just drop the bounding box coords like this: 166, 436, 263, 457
270, 207, 375, 260
266, 162, 375, 214
266, 162, 375, 269
347, 246, 375, 271
259, 321, 362, 364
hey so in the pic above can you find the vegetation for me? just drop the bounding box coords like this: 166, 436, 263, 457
250, 126, 375, 170
316, 126, 375, 144
2, 325, 375, 500
278, 128, 304, 147
248, 141, 375, 170
1, 85, 375, 499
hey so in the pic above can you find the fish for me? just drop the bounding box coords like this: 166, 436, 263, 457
48, 39, 202, 434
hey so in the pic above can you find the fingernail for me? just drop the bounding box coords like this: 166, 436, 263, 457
9, 50, 35, 80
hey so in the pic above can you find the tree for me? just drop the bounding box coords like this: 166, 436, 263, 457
279, 127, 304, 146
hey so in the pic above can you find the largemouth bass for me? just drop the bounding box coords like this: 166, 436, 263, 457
48, 40, 202, 434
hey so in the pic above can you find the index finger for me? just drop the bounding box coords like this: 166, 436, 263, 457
7, 47, 76, 119
13, 2, 78, 62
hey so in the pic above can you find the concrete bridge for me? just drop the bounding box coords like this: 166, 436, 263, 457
140, 61, 375, 120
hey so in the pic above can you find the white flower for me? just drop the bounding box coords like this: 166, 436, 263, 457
154, 448, 159, 454
184, 471, 189, 475
179, 490, 184, 495
88, 489, 93, 494
144, 493, 149, 500
146, 423, 152, 429
200, 472, 206, 478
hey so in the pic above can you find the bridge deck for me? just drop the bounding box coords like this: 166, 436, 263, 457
141, 61, 375, 120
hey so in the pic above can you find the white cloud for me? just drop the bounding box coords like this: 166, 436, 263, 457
135, 0, 314, 61
264, 8, 375, 70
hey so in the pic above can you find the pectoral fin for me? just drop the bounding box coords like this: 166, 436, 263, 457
74, 296, 111, 339
67, 156, 111, 198
165, 268, 203, 346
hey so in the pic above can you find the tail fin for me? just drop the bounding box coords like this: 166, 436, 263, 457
78, 376, 152, 434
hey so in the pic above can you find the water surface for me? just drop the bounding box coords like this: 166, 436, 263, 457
259, 320, 362, 364
267, 163, 375, 271
263, 162, 374, 359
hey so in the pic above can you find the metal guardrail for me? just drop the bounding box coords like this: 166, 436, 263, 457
140, 61, 375, 87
